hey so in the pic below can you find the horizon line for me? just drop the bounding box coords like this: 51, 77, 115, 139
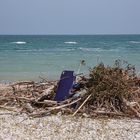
0, 33, 140, 36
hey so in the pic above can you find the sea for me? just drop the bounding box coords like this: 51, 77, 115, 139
0, 35, 140, 83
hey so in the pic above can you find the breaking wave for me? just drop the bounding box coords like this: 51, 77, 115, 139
11, 41, 26, 44
64, 41, 77, 44
129, 41, 140, 44
79, 47, 119, 52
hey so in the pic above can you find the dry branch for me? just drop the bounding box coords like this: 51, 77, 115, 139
0, 60, 140, 118
123, 98, 140, 118
48, 98, 81, 110
30, 98, 81, 118
0, 106, 18, 112
72, 94, 91, 116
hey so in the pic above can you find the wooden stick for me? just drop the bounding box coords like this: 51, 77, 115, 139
35, 100, 58, 106
30, 98, 81, 117
72, 94, 92, 116
91, 110, 125, 116
123, 98, 140, 118
10, 81, 34, 86
0, 112, 13, 115
48, 98, 81, 110
17, 97, 35, 101
0, 105, 18, 112
0, 97, 15, 101
38, 100, 57, 104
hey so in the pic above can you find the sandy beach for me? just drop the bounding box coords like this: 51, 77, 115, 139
0, 110, 140, 140
0, 63, 140, 140
0, 83, 140, 140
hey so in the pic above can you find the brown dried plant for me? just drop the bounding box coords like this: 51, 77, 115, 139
85, 60, 138, 113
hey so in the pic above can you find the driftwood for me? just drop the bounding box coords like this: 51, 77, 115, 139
123, 98, 140, 118
73, 94, 91, 116
0, 60, 140, 118
30, 98, 81, 118
23, 103, 34, 113
38, 100, 57, 105
90, 111, 126, 117
48, 98, 81, 110
34, 100, 58, 107
0, 105, 18, 112
10, 81, 35, 87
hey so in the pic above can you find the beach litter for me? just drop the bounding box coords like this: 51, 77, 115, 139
0, 60, 140, 119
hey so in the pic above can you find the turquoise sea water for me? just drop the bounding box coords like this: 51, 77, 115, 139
0, 35, 140, 83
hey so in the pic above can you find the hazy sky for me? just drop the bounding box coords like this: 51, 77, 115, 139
0, 0, 140, 34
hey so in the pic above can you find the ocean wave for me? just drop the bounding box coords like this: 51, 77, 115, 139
65, 48, 75, 51
11, 41, 26, 44
15, 49, 43, 52
64, 41, 77, 44
51, 48, 76, 52
13, 48, 76, 52
79, 47, 119, 52
129, 41, 140, 44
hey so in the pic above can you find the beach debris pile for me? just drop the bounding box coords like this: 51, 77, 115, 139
81, 60, 140, 118
0, 60, 140, 118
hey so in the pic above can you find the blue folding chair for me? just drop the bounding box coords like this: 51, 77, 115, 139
54, 70, 76, 101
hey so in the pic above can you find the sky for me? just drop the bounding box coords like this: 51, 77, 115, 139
0, 0, 140, 35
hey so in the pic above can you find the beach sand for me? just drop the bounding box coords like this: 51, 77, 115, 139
0, 110, 140, 140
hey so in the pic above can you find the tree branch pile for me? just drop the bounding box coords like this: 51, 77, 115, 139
83, 60, 140, 118
0, 60, 140, 118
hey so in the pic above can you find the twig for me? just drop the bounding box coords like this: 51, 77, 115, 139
0, 97, 15, 101
72, 94, 92, 116
123, 98, 140, 118
10, 81, 34, 86
30, 98, 81, 117
0, 113, 13, 115
17, 97, 35, 102
47, 98, 81, 110
0, 105, 18, 112
34, 100, 58, 107
91, 110, 125, 116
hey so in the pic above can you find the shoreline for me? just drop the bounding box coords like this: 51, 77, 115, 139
0, 75, 58, 85
0, 76, 140, 139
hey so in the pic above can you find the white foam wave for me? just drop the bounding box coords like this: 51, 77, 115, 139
79, 47, 119, 52
52, 48, 76, 52
15, 49, 44, 52
129, 41, 140, 44
11, 41, 26, 44
64, 41, 77, 44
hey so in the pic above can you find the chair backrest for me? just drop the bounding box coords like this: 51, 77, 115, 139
54, 70, 75, 101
